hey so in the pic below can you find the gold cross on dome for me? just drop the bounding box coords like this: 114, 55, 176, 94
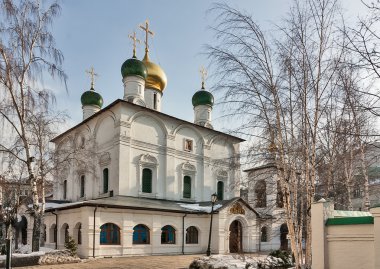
128, 31, 141, 57
139, 19, 154, 53
200, 66, 207, 89
85, 67, 98, 89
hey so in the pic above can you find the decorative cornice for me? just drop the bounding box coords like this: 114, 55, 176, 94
217, 169, 228, 178
182, 161, 196, 173
99, 152, 111, 166
139, 153, 158, 166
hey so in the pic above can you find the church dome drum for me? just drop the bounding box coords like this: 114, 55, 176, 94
121, 56, 148, 79
192, 90, 214, 107
81, 89, 104, 108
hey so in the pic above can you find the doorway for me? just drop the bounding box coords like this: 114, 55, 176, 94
280, 223, 289, 250
229, 220, 243, 253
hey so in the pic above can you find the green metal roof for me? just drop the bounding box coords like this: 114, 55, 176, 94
81, 89, 103, 108
192, 90, 214, 107
326, 216, 374, 226
121, 56, 147, 79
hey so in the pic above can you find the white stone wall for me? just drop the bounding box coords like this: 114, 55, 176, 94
53, 101, 241, 203
246, 167, 285, 251
312, 202, 380, 269
40, 200, 257, 258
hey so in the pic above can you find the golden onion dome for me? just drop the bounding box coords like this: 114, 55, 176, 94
142, 53, 167, 92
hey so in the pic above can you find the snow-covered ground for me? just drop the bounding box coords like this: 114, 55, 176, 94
0, 245, 56, 260
189, 254, 295, 269
0, 244, 80, 265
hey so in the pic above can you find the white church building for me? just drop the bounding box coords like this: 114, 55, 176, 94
20, 23, 288, 258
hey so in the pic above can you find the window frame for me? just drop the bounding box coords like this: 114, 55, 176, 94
132, 224, 150, 244
161, 225, 176, 244
183, 176, 192, 199
80, 175, 85, 198
100, 223, 120, 245
103, 168, 109, 194
185, 226, 198, 244
142, 168, 153, 193
217, 181, 224, 201
261, 226, 268, 242
184, 139, 193, 152
63, 180, 67, 200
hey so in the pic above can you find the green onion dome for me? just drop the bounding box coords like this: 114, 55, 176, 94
81, 88, 103, 108
192, 88, 214, 107
121, 56, 148, 79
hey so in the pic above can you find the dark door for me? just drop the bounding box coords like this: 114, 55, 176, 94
229, 220, 243, 253
280, 223, 288, 250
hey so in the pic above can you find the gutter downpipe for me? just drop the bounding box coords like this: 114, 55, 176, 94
93, 206, 98, 258
51, 210, 58, 250
182, 213, 187, 255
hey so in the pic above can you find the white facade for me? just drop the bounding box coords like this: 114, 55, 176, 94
34, 96, 264, 258
245, 164, 287, 251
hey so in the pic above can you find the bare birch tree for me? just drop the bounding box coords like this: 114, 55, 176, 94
205, 0, 371, 268
0, 0, 66, 251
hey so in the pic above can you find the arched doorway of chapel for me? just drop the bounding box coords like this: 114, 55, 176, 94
229, 220, 243, 253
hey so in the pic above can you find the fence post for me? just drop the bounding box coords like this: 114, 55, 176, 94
5, 238, 11, 269
370, 206, 380, 269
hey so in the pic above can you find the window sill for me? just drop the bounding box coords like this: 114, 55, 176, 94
139, 192, 157, 198
180, 198, 196, 202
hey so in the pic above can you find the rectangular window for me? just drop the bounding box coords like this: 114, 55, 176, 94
142, 168, 152, 193
153, 93, 157, 110
80, 176, 85, 197
184, 139, 193, 152
103, 168, 109, 193
63, 180, 67, 200
217, 181, 224, 200
183, 176, 191, 198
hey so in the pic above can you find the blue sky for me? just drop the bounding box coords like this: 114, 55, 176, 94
50, 0, 367, 131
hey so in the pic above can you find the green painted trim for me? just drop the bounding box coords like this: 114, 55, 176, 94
326, 216, 374, 226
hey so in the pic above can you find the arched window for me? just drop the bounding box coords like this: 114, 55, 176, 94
133, 224, 150, 244
142, 168, 152, 193
161, 225, 176, 244
255, 180, 267, 207
217, 181, 224, 201
276, 181, 284, 208
183, 176, 191, 198
78, 224, 82, 245
261, 226, 268, 242
100, 223, 120, 245
64, 225, 69, 243
43, 224, 47, 243
21, 216, 28, 245
186, 226, 198, 244
63, 180, 67, 200
50, 224, 57, 243
80, 175, 85, 198
103, 168, 109, 193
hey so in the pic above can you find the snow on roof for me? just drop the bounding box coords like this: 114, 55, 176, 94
29, 201, 83, 210
334, 210, 372, 218
177, 203, 223, 213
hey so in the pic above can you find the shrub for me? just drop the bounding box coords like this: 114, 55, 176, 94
268, 249, 293, 268
64, 236, 77, 256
